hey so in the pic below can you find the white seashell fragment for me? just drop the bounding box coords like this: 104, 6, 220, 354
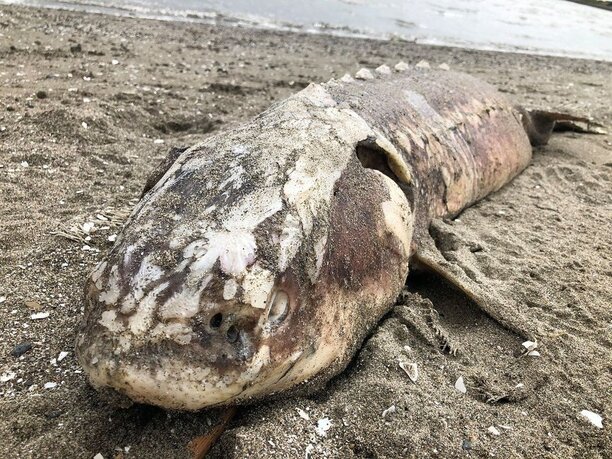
527, 350, 540, 357
296, 408, 310, 421
44, 382, 57, 389
355, 68, 374, 80
580, 410, 603, 428
108, 234, 117, 242
82, 222, 95, 234
395, 61, 410, 71
415, 60, 431, 69
0, 296, 6, 303
31, 312, 50, 320
454, 376, 467, 393
522, 340, 537, 351
375, 64, 392, 75
315, 418, 332, 436
399, 361, 419, 383
487, 426, 501, 436
340, 73, 354, 83
57, 351, 69, 362
382, 405, 396, 419
438, 63, 450, 70
1, 372, 16, 383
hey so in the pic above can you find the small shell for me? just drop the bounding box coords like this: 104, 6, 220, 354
399, 361, 419, 383
355, 68, 374, 80
415, 60, 431, 69
394, 61, 410, 71
454, 376, 467, 393
487, 426, 501, 436
438, 63, 450, 70
382, 405, 396, 419
580, 410, 603, 429
340, 73, 355, 83
521, 340, 537, 351
375, 64, 392, 75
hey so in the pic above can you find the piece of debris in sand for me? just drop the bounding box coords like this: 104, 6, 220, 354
25, 300, 42, 311
382, 405, 396, 420
1, 372, 16, 383
521, 340, 540, 357
315, 418, 332, 436
399, 361, 419, 383
487, 426, 501, 436
44, 382, 57, 389
296, 408, 310, 421
455, 376, 467, 393
580, 410, 603, 429
31, 312, 50, 320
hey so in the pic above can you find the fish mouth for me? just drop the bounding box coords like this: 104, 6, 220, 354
76, 271, 307, 410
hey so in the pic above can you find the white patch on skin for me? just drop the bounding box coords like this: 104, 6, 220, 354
131, 254, 164, 301
223, 187, 283, 232
223, 279, 238, 300
128, 282, 170, 336
99, 310, 124, 332
151, 322, 193, 345
158, 276, 211, 320
191, 230, 257, 277
218, 164, 245, 191
312, 234, 328, 281
99, 265, 120, 305
232, 145, 248, 156
91, 261, 107, 289
242, 265, 275, 309
404, 90, 440, 120
301, 83, 338, 107
278, 213, 303, 272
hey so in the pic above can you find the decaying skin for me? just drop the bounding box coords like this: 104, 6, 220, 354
75, 64, 594, 410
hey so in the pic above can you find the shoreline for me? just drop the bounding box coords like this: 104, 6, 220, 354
1, 0, 611, 62
0, 4, 610, 458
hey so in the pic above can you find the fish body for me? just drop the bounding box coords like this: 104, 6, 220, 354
75, 66, 584, 410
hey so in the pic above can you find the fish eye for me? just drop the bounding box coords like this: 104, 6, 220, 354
268, 290, 289, 323
210, 313, 223, 328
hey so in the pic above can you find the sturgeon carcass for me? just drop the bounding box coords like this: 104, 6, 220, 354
76, 63, 598, 410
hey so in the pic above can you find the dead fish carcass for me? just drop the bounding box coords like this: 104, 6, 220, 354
76, 65, 596, 410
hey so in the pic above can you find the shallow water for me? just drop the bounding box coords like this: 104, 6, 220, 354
3, 0, 611, 60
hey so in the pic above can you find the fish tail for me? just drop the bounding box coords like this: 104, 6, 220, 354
517, 107, 606, 147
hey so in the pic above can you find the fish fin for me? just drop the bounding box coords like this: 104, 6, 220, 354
188, 406, 237, 459
518, 107, 606, 146
141, 146, 188, 198
412, 232, 533, 340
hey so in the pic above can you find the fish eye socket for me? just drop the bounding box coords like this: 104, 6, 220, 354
268, 290, 289, 323
210, 313, 223, 328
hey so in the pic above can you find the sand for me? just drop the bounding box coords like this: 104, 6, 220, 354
0, 4, 610, 458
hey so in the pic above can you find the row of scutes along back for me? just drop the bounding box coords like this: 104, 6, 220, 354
328, 60, 451, 85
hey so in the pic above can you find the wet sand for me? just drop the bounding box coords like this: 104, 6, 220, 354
0, 4, 610, 458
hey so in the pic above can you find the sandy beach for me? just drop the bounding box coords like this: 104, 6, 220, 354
0, 4, 610, 458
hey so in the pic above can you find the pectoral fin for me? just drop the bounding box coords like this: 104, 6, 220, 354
412, 232, 533, 340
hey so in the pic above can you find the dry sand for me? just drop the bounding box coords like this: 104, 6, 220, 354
0, 4, 610, 458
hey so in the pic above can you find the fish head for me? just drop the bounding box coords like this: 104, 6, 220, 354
76, 85, 414, 410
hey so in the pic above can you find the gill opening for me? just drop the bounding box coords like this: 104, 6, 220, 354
355, 135, 412, 186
